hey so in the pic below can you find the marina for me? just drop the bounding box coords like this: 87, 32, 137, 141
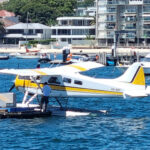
0, 56, 150, 149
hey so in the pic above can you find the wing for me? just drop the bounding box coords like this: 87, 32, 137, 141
0, 61, 103, 76
54, 61, 104, 73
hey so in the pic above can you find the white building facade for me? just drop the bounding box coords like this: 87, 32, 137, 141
96, 0, 150, 46
51, 17, 95, 44
4, 23, 51, 44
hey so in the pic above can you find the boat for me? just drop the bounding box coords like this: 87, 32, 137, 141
15, 52, 40, 59
38, 53, 51, 63
0, 55, 9, 60
117, 53, 150, 75
140, 53, 150, 75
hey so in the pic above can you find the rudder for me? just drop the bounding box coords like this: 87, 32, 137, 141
116, 62, 145, 86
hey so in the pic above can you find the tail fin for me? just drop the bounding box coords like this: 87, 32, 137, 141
116, 62, 145, 86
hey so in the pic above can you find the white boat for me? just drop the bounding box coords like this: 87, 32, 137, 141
15, 53, 40, 59
117, 53, 150, 75
0, 55, 9, 60
140, 54, 150, 75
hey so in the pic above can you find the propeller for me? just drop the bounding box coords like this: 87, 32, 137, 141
9, 83, 15, 92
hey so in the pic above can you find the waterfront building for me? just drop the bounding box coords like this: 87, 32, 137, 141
3, 23, 51, 44
0, 10, 19, 27
51, 17, 95, 44
96, 0, 150, 46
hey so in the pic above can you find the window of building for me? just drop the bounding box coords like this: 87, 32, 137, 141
73, 20, 83, 26
8, 29, 24, 34
143, 6, 150, 12
52, 29, 56, 35
28, 29, 33, 35
89, 29, 95, 35
36, 29, 43, 33
61, 20, 68, 25
58, 29, 71, 35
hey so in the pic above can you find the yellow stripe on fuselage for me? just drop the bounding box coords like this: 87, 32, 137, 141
68, 64, 87, 71
31, 69, 47, 75
15, 78, 123, 96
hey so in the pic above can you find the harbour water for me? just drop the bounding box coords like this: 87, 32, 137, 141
0, 57, 150, 149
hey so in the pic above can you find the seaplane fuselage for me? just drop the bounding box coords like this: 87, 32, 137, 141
0, 61, 148, 98
14, 66, 145, 98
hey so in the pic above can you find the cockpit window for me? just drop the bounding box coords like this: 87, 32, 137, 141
48, 76, 60, 84
18, 76, 30, 80
74, 80, 82, 85
63, 77, 71, 83
36, 76, 40, 80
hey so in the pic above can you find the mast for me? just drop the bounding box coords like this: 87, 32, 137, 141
26, 12, 29, 48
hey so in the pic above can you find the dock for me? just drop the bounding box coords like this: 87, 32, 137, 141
0, 107, 51, 119
0, 111, 51, 119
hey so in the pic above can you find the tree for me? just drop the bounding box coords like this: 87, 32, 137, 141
2, 0, 77, 25
0, 21, 5, 36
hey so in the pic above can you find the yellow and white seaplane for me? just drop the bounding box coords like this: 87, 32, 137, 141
0, 61, 149, 116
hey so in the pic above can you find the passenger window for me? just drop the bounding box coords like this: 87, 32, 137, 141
74, 80, 82, 85
48, 77, 60, 84
63, 77, 71, 83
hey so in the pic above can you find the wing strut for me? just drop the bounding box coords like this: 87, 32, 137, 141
30, 76, 43, 92
55, 97, 63, 108
22, 90, 38, 106
54, 97, 68, 109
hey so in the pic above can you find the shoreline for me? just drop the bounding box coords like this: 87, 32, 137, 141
0, 47, 149, 56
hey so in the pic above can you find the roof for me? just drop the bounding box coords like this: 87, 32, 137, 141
1, 18, 17, 27
6, 23, 51, 30
0, 10, 15, 17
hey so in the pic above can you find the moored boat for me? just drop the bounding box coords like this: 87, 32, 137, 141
15, 53, 40, 59
0, 55, 9, 60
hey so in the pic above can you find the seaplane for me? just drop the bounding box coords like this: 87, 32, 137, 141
0, 61, 149, 116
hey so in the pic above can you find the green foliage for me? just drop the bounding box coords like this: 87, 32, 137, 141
29, 39, 56, 45
2, 0, 77, 25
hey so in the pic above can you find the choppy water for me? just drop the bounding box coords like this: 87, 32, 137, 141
0, 57, 150, 149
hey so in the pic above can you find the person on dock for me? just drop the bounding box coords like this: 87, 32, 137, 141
36, 62, 40, 68
54, 52, 56, 60
40, 82, 51, 112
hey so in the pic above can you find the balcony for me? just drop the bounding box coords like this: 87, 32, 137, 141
106, 19, 116, 22
144, 0, 150, 4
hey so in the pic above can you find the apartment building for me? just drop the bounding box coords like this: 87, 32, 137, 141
96, 0, 150, 46
51, 17, 95, 44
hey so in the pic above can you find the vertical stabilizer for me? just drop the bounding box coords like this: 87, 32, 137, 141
116, 62, 145, 86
